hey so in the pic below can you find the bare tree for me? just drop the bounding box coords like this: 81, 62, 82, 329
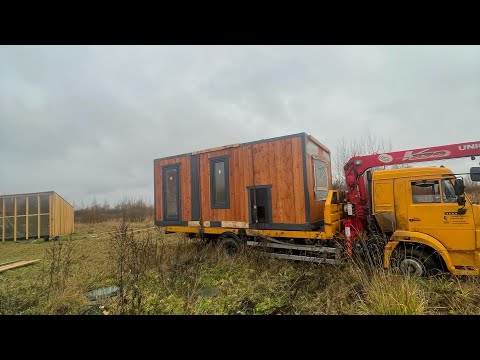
465, 177, 480, 203
332, 134, 409, 190
333, 134, 392, 190
75, 197, 154, 224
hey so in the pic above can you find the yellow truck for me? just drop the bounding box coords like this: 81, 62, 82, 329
156, 136, 480, 276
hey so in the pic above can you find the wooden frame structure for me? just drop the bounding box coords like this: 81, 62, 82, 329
0, 191, 74, 241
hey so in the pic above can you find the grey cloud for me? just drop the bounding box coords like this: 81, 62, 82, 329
1, 45, 479, 206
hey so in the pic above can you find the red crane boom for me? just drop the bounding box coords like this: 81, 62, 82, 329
343, 140, 480, 236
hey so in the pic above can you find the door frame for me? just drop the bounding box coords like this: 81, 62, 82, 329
247, 185, 273, 226
162, 164, 181, 222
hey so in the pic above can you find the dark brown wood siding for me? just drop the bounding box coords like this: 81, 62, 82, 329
154, 155, 191, 222
154, 133, 332, 228
198, 136, 306, 224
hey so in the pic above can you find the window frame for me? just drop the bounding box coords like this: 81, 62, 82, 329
411, 179, 442, 204
441, 178, 457, 203
313, 157, 329, 201
162, 163, 181, 221
210, 156, 230, 209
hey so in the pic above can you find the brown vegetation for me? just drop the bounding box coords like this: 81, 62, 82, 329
1, 219, 479, 315
75, 198, 153, 224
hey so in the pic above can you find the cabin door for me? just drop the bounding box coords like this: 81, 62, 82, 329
248, 185, 272, 226
162, 164, 180, 221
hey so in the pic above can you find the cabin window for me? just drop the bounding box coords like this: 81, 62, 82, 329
313, 158, 328, 200
210, 156, 230, 208
162, 164, 181, 221
411, 180, 441, 203
441, 179, 457, 203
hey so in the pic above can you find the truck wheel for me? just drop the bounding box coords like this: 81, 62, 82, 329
392, 247, 438, 277
218, 234, 242, 256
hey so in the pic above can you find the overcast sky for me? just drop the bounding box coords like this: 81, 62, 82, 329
1, 45, 479, 207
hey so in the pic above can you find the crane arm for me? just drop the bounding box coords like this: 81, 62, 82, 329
343, 140, 480, 234
345, 140, 480, 179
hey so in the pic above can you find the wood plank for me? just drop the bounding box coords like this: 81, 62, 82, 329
191, 143, 239, 155
49, 194, 53, 238
183, 156, 191, 221
291, 137, 305, 223
231, 150, 237, 220
221, 221, 249, 228
245, 146, 253, 223
307, 147, 315, 222
0, 259, 41, 273
239, 149, 246, 222
14, 197, 16, 242
26, 196, 29, 239
0, 259, 20, 267
241, 146, 251, 222
37, 194, 40, 239
2, 197, 4, 242
280, 139, 290, 222
200, 153, 209, 221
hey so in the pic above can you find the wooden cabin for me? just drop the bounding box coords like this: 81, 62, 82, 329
154, 133, 332, 231
0, 191, 74, 241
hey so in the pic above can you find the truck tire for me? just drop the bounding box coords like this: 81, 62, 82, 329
218, 233, 242, 256
391, 246, 439, 277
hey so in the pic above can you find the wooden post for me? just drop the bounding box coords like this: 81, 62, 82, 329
37, 194, 40, 239
26, 196, 29, 240
2, 198, 4, 242
14, 197, 17, 242
49, 193, 53, 239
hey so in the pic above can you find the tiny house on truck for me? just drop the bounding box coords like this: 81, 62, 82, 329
154, 132, 344, 264
154, 133, 333, 232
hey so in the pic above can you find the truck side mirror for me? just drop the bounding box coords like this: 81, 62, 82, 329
454, 177, 465, 196
470, 167, 480, 182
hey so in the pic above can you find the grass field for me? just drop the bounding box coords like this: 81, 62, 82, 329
1, 219, 480, 315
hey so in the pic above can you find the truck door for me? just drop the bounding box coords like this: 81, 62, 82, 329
407, 178, 476, 266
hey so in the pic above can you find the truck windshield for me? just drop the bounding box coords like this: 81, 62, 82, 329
442, 179, 457, 203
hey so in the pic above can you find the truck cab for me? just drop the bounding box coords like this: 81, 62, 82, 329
370, 167, 480, 276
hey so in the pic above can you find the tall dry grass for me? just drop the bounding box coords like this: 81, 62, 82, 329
2, 221, 480, 315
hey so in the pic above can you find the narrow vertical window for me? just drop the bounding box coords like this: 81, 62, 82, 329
162, 164, 181, 221
210, 156, 230, 208
313, 158, 329, 200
